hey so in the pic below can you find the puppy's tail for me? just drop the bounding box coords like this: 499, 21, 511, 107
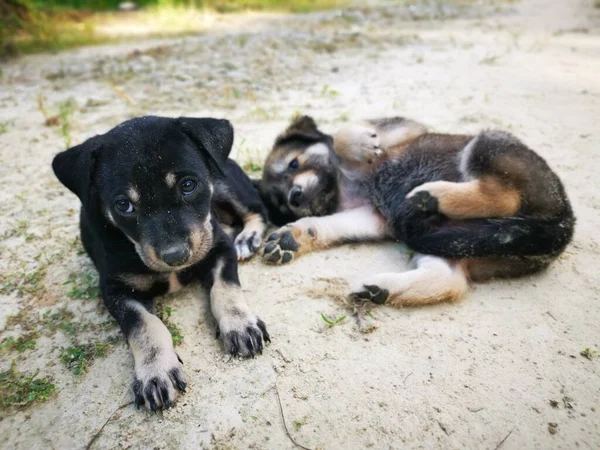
406, 215, 575, 259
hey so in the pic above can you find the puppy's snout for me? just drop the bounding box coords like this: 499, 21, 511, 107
289, 187, 303, 207
160, 245, 191, 267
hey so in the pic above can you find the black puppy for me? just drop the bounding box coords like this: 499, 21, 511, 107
52, 116, 270, 411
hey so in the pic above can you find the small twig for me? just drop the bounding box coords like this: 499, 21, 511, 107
467, 407, 484, 413
403, 371, 413, 384
546, 311, 557, 321
86, 401, 134, 450
437, 420, 449, 436
274, 383, 312, 450
493, 430, 513, 450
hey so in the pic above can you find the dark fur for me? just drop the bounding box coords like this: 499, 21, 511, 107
52, 116, 269, 411
371, 131, 574, 265
259, 116, 337, 225
259, 116, 575, 281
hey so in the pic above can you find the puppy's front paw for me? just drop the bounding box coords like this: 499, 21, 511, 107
235, 229, 263, 261
132, 350, 186, 411
350, 284, 389, 305
218, 313, 270, 358
262, 227, 303, 265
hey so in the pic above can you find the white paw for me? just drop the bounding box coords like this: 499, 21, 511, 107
218, 312, 270, 357
132, 350, 186, 411
235, 230, 263, 261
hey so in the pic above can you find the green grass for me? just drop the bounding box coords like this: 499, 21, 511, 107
0, 334, 37, 352
320, 312, 346, 326
580, 347, 597, 360
0, 364, 56, 413
59, 338, 118, 376
158, 305, 184, 347
0, 268, 47, 297
2, 0, 343, 57
64, 271, 100, 300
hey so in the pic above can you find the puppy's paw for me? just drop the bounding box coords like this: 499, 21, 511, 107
235, 229, 263, 261
132, 350, 186, 411
218, 313, 270, 358
359, 130, 384, 163
350, 284, 389, 305
262, 227, 306, 265
407, 183, 445, 213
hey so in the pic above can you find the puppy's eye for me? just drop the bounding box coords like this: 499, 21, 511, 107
288, 158, 299, 171
180, 178, 197, 195
115, 199, 134, 214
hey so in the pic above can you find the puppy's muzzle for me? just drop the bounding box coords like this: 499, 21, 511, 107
159, 245, 191, 267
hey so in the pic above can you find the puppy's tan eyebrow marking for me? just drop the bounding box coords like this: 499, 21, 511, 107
128, 187, 140, 202
165, 172, 176, 188
305, 143, 329, 157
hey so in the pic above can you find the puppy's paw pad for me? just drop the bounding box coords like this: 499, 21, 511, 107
220, 315, 270, 357
262, 229, 298, 265
409, 190, 439, 213
350, 284, 389, 305
133, 352, 186, 411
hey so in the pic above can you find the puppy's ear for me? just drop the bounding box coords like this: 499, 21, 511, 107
178, 117, 234, 176
275, 115, 332, 147
52, 137, 100, 207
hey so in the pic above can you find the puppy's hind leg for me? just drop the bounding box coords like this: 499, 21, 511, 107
349, 254, 469, 306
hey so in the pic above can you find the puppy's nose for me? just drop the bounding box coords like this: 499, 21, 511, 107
289, 187, 303, 207
160, 245, 191, 267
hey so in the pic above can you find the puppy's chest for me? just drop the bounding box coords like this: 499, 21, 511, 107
119, 272, 185, 295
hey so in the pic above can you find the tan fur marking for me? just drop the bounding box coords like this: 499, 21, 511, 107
354, 256, 469, 307
410, 177, 521, 220
128, 187, 140, 203
243, 212, 266, 236
168, 272, 183, 293
281, 206, 389, 257
165, 172, 176, 188
293, 170, 319, 190
119, 273, 156, 291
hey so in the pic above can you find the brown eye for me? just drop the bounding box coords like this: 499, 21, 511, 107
115, 199, 134, 213
288, 158, 299, 171
180, 178, 197, 195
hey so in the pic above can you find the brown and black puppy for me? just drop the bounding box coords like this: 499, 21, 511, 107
53, 116, 270, 411
259, 116, 574, 306
258, 116, 338, 226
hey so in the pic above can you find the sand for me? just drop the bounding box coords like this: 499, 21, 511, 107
0, 0, 599, 448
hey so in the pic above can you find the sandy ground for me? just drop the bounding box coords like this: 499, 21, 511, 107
1, 0, 599, 448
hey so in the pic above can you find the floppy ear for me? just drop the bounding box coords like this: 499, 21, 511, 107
178, 117, 234, 177
275, 115, 333, 148
52, 136, 100, 207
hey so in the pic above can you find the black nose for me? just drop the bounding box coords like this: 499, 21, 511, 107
160, 245, 190, 267
289, 187, 303, 207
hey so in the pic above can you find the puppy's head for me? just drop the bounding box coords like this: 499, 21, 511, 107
259, 116, 338, 225
52, 116, 234, 272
